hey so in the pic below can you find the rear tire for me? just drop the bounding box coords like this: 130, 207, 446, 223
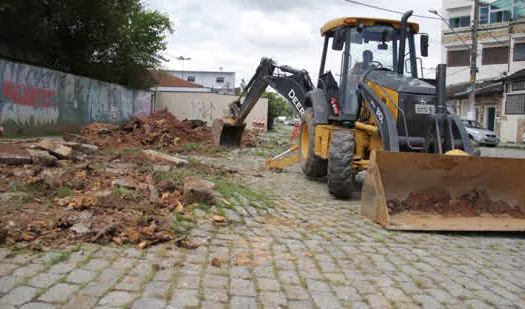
299, 108, 327, 177
328, 130, 355, 199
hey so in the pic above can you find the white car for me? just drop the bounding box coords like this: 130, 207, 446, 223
461, 119, 499, 147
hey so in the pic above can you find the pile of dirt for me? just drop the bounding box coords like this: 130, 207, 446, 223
387, 188, 525, 218
0, 138, 236, 249
81, 110, 214, 150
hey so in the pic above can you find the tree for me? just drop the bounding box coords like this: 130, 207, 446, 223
263, 92, 293, 130
0, 0, 172, 89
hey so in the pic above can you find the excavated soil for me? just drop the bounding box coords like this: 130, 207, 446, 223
387, 188, 525, 218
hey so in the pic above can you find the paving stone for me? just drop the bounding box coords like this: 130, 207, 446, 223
260, 291, 287, 307
0, 286, 38, 305
176, 275, 200, 289
278, 270, 301, 285
0, 276, 24, 294
131, 297, 166, 309
38, 283, 79, 303
12, 264, 41, 277
48, 262, 75, 274
230, 266, 251, 278
143, 280, 170, 298
82, 259, 110, 272
257, 278, 281, 291
366, 294, 391, 309
153, 268, 174, 282
284, 284, 310, 300
201, 301, 227, 309
97, 268, 125, 284
202, 274, 229, 289
203, 288, 228, 303
115, 276, 142, 291
0, 264, 18, 277
28, 273, 62, 289
306, 279, 332, 294
79, 280, 113, 297
63, 294, 98, 309
19, 302, 56, 309
170, 289, 199, 307
312, 293, 342, 309
98, 291, 135, 306
287, 300, 313, 309
66, 269, 97, 284
230, 296, 257, 309
230, 279, 256, 296
333, 285, 360, 301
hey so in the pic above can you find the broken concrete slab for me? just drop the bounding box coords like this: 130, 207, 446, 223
38, 139, 72, 159
183, 177, 217, 205
112, 177, 140, 190
63, 132, 87, 144
0, 153, 32, 165
105, 163, 136, 175
26, 149, 57, 167
142, 150, 188, 168
0, 192, 30, 204
62, 142, 99, 154
41, 170, 65, 188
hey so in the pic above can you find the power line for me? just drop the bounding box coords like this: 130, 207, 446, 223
343, 0, 441, 20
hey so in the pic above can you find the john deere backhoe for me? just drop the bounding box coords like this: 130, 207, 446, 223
213, 11, 525, 231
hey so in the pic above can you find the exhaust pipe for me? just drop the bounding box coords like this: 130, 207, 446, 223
397, 10, 413, 75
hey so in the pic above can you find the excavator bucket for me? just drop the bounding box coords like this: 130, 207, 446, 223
361, 151, 525, 231
212, 118, 245, 147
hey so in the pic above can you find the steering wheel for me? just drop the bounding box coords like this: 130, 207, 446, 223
370, 61, 383, 69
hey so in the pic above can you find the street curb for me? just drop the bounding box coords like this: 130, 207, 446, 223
497, 144, 525, 150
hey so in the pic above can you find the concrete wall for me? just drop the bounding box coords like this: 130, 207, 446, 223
156, 91, 268, 130
0, 59, 151, 135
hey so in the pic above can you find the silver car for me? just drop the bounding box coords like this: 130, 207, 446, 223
461, 119, 499, 147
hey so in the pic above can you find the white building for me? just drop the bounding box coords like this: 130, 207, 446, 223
168, 70, 235, 95
442, 0, 525, 143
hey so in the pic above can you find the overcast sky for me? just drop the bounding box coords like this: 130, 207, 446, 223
144, 0, 443, 86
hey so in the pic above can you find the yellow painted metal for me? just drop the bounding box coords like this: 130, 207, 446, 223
355, 121, 378, 135
300, 124, 309, 160
314, 124, 339, 159
265, 154, 300, 170
321, 17, 420, 36
366, 81, 400, 121
361, 151, 525, 231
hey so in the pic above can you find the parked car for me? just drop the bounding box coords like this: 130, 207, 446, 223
284, 119, 300, 126
461, 119, 499, 147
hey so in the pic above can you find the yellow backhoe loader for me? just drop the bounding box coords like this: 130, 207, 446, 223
212, 11, 525, 231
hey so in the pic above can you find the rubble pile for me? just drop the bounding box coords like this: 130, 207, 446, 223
387, 188, 525, 218
0, 137, 235, 249
81, 110, 214, 150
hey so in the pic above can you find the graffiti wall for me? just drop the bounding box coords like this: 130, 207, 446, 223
0, 59, 151, 135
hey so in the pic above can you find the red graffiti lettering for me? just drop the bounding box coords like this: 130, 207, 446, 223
1, 81, 57, 108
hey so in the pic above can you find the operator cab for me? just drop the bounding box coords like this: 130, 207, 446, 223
318, 17, 429, 122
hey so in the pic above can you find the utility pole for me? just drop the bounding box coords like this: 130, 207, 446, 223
468, 0, 479, 121
176, 56, 191, 79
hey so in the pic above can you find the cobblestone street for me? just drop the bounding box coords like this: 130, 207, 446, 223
1, 149, 525, 309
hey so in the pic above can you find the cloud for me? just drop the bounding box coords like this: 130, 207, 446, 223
146, 0, 443, 85
238, 11, 314, 49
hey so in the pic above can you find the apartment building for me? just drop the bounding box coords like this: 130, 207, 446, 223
442, 0, 525, 143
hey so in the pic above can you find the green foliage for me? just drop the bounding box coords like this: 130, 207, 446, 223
49, 252, 70, 265
56, 187, 74, 198
263, 92, 294, 131
0, 0, 172, 89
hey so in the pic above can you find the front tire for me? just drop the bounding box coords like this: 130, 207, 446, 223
299, 108, 327, 177
327, 130, 355, 199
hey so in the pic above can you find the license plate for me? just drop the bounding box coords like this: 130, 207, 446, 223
415, 104, 435, 115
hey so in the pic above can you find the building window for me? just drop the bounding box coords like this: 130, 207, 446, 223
512, 79, 525, 91
449, 16, 470, 28
479, 0, 524, 24
506, 94, 525, 114
482, 46, 508, 65
187, 76, 195, 82
447, 50, 470, 67
514, 43, 525, 61
216, 77, 225, 83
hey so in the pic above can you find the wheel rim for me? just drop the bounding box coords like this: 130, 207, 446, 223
300, 124, 309, 159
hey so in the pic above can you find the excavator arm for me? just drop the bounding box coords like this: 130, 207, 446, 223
213, 57, 314, 146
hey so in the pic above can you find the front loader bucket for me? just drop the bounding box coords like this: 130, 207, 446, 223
212, 118, 246, 147
361, 151, 525, 231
